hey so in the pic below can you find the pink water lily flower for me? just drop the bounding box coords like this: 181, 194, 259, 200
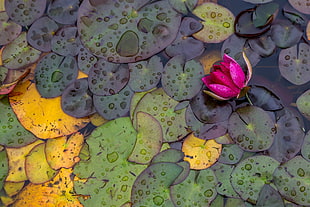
202, 52, 252, 101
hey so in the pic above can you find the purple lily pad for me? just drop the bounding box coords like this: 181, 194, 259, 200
0, 11, 21, 45
197, 121, 228, 140
247, 33, 276, 57
168, 0, 198, 14
296, 89, 310, 120
47, 0, 79, 25
77, 46, 98, 75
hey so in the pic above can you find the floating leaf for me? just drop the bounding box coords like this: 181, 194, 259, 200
0, 66, 7, 85
0, 149, 8, 190
182, 133, 222, 170
0, 67, 30, 95
5, 0, 46, 26
12, 168, 83, 207
151, 148, 184, 164
130, 88, 156, 120
2, 32, 41, 69
162, 55, 204, 101
170, 169, 218, 206
218, 144, 244, 165
47, 0, 79, 25
185, 105, 204, 135
228, 106, 275, 152
301, 130, 310, 162
77, 46, 97, 75
51, 26, 80, 56
131, 162, 183, 206
197, 121, 228, 140
247, 34, 276, 57
128, 56, 163, 92
296, 89, 310, 120
279, 43, 310, 85
168, 0, 198, 14
199, 49, 222, 74
0, 11, 21, 45
268, 108, 305, 163
45, 132, 84, 170
252, 3, 278, 28
256, 184, 285, 207
27, 16, 59, 52
274, 156, 310, 206
283, 6, 308, 25
243, 0, 273, 3
9, 79, 89, 139
78, 0, 181, 63
288, 0, 310, 14
193, 3, 234, 43
230, 155, 280, 204
3, 181, 24, 197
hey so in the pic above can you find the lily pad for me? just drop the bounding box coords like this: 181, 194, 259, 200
170, 169, 218, 206
0, 67, 8, 85
301, 130, 310, 162
77, 46, 98, 75
243, 0, 273, 3
168, 0, 198, 14
128, 111, 163, 164
247, 34, 276, 57
192, 2, 235, 43
218, 144, 244, 165
88, 59, 129, 96
61, 78, 95, 118
0, 149, 9, 190
197, 121, 228, 140
128, 55, 163, 92
2, 32, 41, 70
230, 155, 280, 204
162, 55, 204, 101
252, 3, 278, 28
133, 88, 188, 142
130, 89, 156, 120
151, 148, 184, 164
228, 106, 275, 152
274, 156, 310, 206
0, 11, 21, 45
256, 184, 285, 207
93, 85, 134, 120
279, 43, 310, 85
51, 26, 81, 56
268, 108, 305, 163
185, 105, 204, 135
296, 89, 310, 120
47, 0, 79, 24
288, 0, 310, 14
27, 16, 59, 52
5, 0, 46, 26
78, 0, 181, 63
35, 53, 78, 98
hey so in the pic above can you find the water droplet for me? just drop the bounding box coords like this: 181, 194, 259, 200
204, 189, 213, 197
140, 149, 147, 155
153, 195, 164, 205
297, 168, 305, 177
107, 151, 119, 163
245, 164, 252, 170
116, 30, 139, 57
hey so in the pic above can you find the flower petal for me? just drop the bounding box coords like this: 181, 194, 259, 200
203, 90, 229, 101
207, 83, 239, 98
242, 52, 252, 85
210, 71, 240, 92
223, 54, 246, 89
201, 75, 212, 86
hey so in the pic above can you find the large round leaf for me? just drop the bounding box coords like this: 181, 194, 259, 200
47, 0, 79, 25
296, 89, 310, 120
78, 0, 181, 63
228, 106, 275, 152
0, 11, 21, 46
77, 46, 98, 75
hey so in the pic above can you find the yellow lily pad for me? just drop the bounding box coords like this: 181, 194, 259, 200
4, 181, 24, 197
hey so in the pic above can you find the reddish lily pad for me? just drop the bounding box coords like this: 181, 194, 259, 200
35, 53, 78, 98
279, 43, 310, 85
0, 11, 21, 45
192, 2, 235, 43
5, 0, 46, 26
228, 106, 275, 152
296, 89, 310, 120
78, 0, 181, 63
47, 0, 79, 25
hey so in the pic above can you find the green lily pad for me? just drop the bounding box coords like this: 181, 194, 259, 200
78, 0, 181, 63
170, 169, 218, 206
2, 32, 41, 70
211, 162, 239, 198
252, 3, 278, 28
296, 89, 310, 120
77, 46, 98, 75
130, 89, 156, 120
128, 111, 163, 164
133, 88, 188, 142
0, 149, 9, 190
279, 43, 310, 85
301, 130, 310, 162
218, 144, 244, 165
73, 117, 147, 206
0, 11, 21, 46
228, 106, 275, 152
230, 155, 280, 204
268, 108, 305, 163
5, 0, 46, 26
185, 105, 204, 136
256, 184, 285, 207
128, 55, 163, 92
0, 97, 37, 147
192, 2, 235, 43
274, 156, 310, 206
162, 55, 204, 101
151, 148, 184, 164
168, 0, 197, 14
0, 67, 8, 85
47, 0, 79, 25
34, 53, 78, 98
131, 162, 183, 207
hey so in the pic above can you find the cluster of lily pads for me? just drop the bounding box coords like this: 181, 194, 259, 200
0, 0, 310, 206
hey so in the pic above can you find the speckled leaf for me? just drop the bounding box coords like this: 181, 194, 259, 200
197, 121, 228, 140
0, 66, 8, 85
93, 85, 134, 120
5, 0, 46, 26
2, 32, 41, 69
268, 108, 305, 163
133, 88, 188, 142
228, 106, 275, 152
283, 6, 307, 26
3, 181, 25, 197
288, 0, 310, 14
256, 184, 285, 207
279, 43, 310, 85
35, 53, 78, 98
185, 105, 204, 135
77, 46, 98, 75
0, 67, 30, 95
131, 162, 183, 207
47, 0, 79, 24
162, 55, 204, 101
0, 11, 21, 45
301, 130, 310, 161
192, 2, 234, 43
78, 0, 181, 63
61, 78, 95, 118
168, 0, 198, 14
0, 149, 8, 190
218, 144, 244, 165
51, 26, 81, 56
170, 169, 217, 206
128, 56, 163, 92
130, 89, 156, 120
296, 89, 310, 120
274, 156, 310, 206
230, 155, 280, 204
0, 97, 37, 147
128, 111, 163, 164
27, 16, 59, 52
151, 148, 184, 164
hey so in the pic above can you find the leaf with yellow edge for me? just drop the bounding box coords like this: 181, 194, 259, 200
4, 181, 24, 197
182, 133, 222, 170
8, 79, 90, 139
199, 50, 222, 74
89, 113, 107, 127
25, 143, 58, 184
0, 0, 4, 12
45, 132, 84, 170
12, 168, 83, 207
0, 195, 15, 206
6, 140, 44, 182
